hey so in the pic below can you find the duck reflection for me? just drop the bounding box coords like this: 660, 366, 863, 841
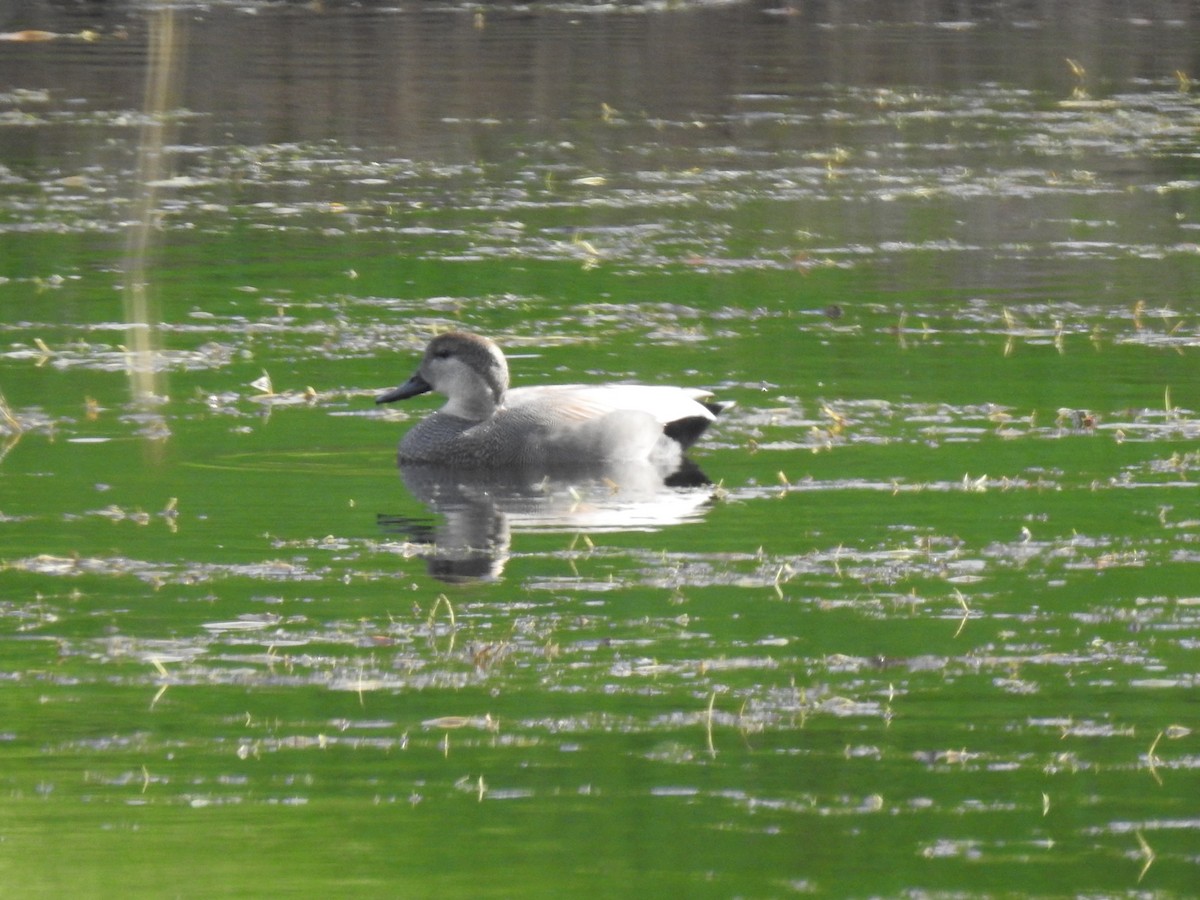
379, 459, 716, 582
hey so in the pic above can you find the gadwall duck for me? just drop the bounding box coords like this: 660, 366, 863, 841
376, 332, 723, 467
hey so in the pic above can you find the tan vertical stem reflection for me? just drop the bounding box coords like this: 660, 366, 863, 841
123, 7, 184, 412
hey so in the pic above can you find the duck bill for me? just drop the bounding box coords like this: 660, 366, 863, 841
376, 372, 432, 404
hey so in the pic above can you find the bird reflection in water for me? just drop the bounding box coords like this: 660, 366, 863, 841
378, 459, 717, 582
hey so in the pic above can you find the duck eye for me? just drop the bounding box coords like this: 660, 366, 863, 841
433, 348, 451, 359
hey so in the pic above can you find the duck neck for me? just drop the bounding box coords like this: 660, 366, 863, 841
443, 371, 504, 420
443, 394, 497, 420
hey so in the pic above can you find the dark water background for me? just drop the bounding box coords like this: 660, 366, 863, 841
1, 1, 1198, 896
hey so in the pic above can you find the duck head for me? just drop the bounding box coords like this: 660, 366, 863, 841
376, 332, 510, 420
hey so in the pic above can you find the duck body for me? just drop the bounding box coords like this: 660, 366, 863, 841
376, 332, 722, 469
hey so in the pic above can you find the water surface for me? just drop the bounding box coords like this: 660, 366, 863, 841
1, 1, 1199, 896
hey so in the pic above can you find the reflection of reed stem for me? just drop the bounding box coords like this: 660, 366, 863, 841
123, 8, 182, 404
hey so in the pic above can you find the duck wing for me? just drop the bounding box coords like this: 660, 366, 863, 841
505, 385, 715, 423
504, 385, 720, 452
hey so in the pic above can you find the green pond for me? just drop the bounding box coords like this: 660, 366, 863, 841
1, 1, 1198, 896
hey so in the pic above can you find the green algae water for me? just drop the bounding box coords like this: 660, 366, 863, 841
1, 2, 1198, 896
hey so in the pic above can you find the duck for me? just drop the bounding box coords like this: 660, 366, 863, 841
376, 332, 724, 468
